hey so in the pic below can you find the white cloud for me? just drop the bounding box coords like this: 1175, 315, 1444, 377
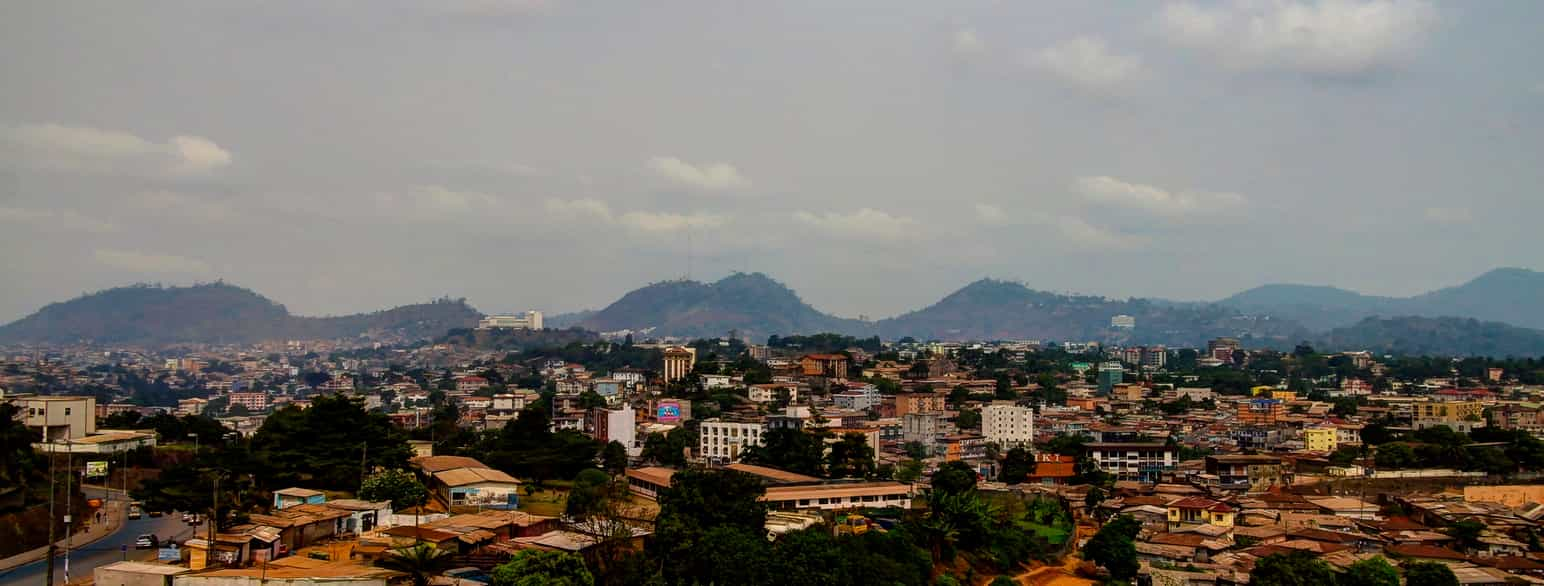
1075, 175, 1245, 219
545, 198, 724, 232
647, 156, 750, 191
1049, 215, 1148, 250
1031, 36, 1143, 91
974, 203, 1008, 225
1424, 206, 1471, 224
953, 28, 986, 56
617, 211, 727, 232
544, 197, 613, 221
793, 208, 918, 243
131, 191, 236, 222
0, 206, 117, 233
4, 123, 233, 175
1157, 0, 1438, 77
93, 249, 210, 273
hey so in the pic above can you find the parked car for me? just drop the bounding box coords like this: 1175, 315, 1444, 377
134, 534, 158, 549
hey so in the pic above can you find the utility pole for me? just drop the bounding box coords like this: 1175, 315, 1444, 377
208, 474, 219, 546
360, 442, 368, 487
46, 446, 55, 586
63, 448, 73, 584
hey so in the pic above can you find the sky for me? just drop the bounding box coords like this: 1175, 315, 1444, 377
2, 0, 1542, 323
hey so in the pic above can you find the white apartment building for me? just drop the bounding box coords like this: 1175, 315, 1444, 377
1086, 442, 1178, 484
478, 311, 543, 330
833, 386, 882, 411
901, 412, 943, 446
982, 404, 1035, 448
698, 419, 765, 463
748, 384, 799, 404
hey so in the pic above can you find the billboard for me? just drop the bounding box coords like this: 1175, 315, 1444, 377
657, 401, 682, 423
85, 461, 108, 478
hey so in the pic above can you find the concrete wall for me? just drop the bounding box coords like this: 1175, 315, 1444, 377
1464, 485, 1544, 507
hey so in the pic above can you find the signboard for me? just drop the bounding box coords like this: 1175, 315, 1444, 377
158, 545, 181, 561
86, 461, 108, 478
656, 401, 681, 423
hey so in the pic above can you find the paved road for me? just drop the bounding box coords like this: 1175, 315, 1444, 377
0, 489, 197, 586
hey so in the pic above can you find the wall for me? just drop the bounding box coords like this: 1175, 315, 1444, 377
1464, 485, 1544, 507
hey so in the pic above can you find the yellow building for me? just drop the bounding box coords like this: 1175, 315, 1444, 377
1167, 497, 1235, 530
1250, 385, 1277, 397
1415, 400, 1487, 433
1269, 390, 1298, 401
1304, 426, 1338, 452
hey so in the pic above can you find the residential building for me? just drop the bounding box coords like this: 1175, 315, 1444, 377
981, 403, 1035, 448
178, 397, 209, 416
587, 405, 637, 455
902, 412, 943, 446
1415, 399, 1487, 433
662, 346, 696, 383
832, 386, 881, 410
478, 311, 543, 330
894, 392, 945, 417
1204, 454, 1284, 493
1024, 453, 1078, 486
411, 455, 522, 507
1207, 338, 1241, 362
699, 419, 765, 463
800, 354, 849, 379
1098, 362, 1124, 394
16, 395, 95, 441
1086, 442, 1178, 483
1142, 346, 1168, 369
1304, 426, 1338, 452
228, 391, 269, 412
1237, 398, 1283, 426
1166, 497, 1235, 530
749, 384, 799, 404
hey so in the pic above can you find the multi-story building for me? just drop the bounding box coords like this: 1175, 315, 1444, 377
228, 392, 269, 412
1415, 399, 1487, 433
1085, 442, 1178, 483
1110, 315, 1136, 329
1203, 454, 1284, 492
477, 311, 543, 330
1142, 346, 1167, 369
1097, 363, 1124, 394
894, 392, 945, 417
662, 347, 696, 383
799, 354, 849, 379
587, 405, 637, 455
1237, 398, 1283, 426
1303, 426, 1338, 452
981, 404, 1035, 448
832, 386, 881, 411
16, 395, 95, 441
748, 384, 799, 404
1207, 338, 1241, 362
699, 419, 765, 464
178, 397, 209, 416
901, 412, 943, 446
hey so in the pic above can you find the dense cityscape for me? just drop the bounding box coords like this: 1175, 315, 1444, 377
7, 1, 1544, 585
7, 311, 1544, 585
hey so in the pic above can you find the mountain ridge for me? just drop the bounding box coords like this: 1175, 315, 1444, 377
0, 282, 482, 346
1217, 267, 1544, 330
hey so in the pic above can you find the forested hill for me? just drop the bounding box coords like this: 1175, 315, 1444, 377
0, 283, 482, 346
576, 272, 868, 339
1312, 316, 1544, 357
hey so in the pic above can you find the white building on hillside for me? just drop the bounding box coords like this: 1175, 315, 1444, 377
982, 403, 1035, 448
478, 311, 543, 330
699, 419, 765, 464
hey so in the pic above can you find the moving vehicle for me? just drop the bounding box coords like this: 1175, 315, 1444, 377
148, 510, 164, 517
127, 502, 144, 520
134, 534, 158, 549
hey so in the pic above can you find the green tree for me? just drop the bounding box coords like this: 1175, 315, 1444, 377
931, 461, 978, 496
601, 441, 627, 474
1083, 515, 1141, 581
1403, 561, 1459, 586
903, 441, 930, 459
742, 428, 825, 477
1249, 551, 1337, 586
359, 469, 429, 511
491, 549, 594, 586
1374, 443, 1416, 469
1446, 519, 1486, 552
653, 469, 768, 584
249, 395, 412, 490
565, 468, 618, 520
0, 403, 41, 493
378, 544, 457, 586
956, 409, 982, 430
639, 430, 693, 467
826, 432, 877, 479
998, 447, 1036, 484
895, 459, 925, 483
1340, 556, 1399, 586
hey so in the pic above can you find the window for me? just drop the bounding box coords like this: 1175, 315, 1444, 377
64, 408, 71, 416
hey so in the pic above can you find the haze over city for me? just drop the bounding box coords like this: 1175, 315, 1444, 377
4, 1, 1543, 324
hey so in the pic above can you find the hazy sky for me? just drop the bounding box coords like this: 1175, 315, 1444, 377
3, 1, 1541, 323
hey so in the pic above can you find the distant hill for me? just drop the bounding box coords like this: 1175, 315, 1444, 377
876, 279, 1306, 346
1314, 316, 1544, 357
576, 272, 867, 339
545, 309, 598, 329
0, 283, 482, 346
438, 327, 599, 351
1218, 268, 1544, 331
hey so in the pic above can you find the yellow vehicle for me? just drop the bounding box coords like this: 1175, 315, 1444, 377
835, 514, 871, 536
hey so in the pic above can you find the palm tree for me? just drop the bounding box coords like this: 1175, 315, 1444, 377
377, 543, 455, 586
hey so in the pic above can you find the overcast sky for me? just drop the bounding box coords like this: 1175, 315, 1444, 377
2, 1, 1541, 323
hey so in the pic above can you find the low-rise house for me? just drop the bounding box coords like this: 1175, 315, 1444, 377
1166, 497, 1235, 530
412, 455, 522, 508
